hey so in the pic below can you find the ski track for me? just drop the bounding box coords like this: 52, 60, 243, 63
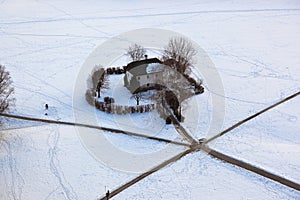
11, 65, 72, 99
40, 1, 111, 37
0, 38, 94, 60
11, 83, 88, 118
1, 8, 300, 25
213, 44, 299, 80
46, 125, 78, 200
1, 136, 25, 200
44, 186, 59, 200
0, 31, 108, 39
12, 85, 73, 112
202, 48, 300, 106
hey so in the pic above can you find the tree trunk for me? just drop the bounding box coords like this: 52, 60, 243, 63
97, 89, 100, 98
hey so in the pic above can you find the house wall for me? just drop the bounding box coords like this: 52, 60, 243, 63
136, 72, 163, 87
126, 71, 134, 83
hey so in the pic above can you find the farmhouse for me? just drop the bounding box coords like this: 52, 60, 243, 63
124, 58, 164, 93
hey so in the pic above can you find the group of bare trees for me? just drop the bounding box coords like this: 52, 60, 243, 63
125, 37, 200, 122
126, 44, 146, 61
0, 65, 14, 114
88, 66, 109, 98
162, 37, 196, 75
86, 37, 201, 122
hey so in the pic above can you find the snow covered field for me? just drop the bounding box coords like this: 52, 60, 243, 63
1, 0, 300, 199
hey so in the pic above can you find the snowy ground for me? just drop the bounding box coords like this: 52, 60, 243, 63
0, 125, 137, 200
115, 152, 299, 200
98, 74, 154, 106
213, 97, 300, 184
1, 0, 300, 199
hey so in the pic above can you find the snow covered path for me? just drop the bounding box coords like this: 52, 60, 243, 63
206, 91, 300, 143
1, 90, 299, 199
0, 112, 189, 147
99, 149, 193, 200
203, 146, 300, 191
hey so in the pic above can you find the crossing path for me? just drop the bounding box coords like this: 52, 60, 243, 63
0, 113, 190, 147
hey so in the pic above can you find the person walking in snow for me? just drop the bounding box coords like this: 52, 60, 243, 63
45, 104, 48, 115
106, 190, 110, 200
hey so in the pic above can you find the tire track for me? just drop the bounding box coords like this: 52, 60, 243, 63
98, 148, 193, 200
162, 101, 198, 144
205, 91, 300, 143
0, 113, 190, 147
201, 145, 300, 191
168, 112, 197, 144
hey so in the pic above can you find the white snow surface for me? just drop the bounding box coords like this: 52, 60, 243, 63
0, 0, 300, 199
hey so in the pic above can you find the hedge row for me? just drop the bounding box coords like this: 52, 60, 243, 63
182, 74, 204, 94
85, 89, 95, 106
106, 66, 125, 75
95, 100, 156, 114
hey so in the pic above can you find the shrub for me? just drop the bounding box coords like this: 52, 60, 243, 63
166, 117, 172, 124
104, 97, 108, 103
0, 65, 15, 113
195, 85, 204, 94
187, 77, 197, 86
107, 68, 113, 75
85, 89, 95, 106
116, 67, 122, 74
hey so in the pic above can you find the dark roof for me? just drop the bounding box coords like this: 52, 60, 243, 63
125, 58, 162, 72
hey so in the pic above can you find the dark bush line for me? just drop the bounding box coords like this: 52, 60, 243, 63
104, 96, 115, 104
194, 85, 204, 94
106, 66, 126, 75
94, 100, 156, 114
132, 84, 164, 94
182, 74, 204, 94
85, 89, 95, 106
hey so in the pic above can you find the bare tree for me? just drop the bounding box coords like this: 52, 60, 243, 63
155, 66, 193, 103
85, 89, 94, 106
96, 71, 109, 98
132, 92, 144, 105
88, 66, 109, 98
151, 66, 194, 122
0, 65, 15, 113
163, 37, 197, 75
126, 44, 146, 61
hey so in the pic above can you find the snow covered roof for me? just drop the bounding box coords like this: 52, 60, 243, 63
146, 63, 164, 74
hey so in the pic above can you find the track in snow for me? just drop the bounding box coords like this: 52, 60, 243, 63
0, 113, 190, 148
96, 91, 300, 198
202, 145, 300, 191
1, 91, 299, 199
98, 148, 193, 200
205, 91, 300, 143
2, 8, 300, 25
